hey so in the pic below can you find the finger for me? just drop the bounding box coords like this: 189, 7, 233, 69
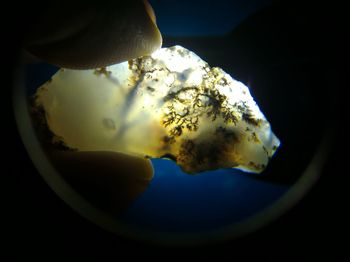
47, 149, 154, 216
24, 0, 162, 69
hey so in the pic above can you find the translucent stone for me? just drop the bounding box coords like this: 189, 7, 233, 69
34, 45, 280, 174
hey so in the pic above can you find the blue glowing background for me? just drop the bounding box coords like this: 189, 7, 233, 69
122, 159, 287, 233
26, 0, 291, 234
120, 0, 288, 233
150, 0, 271, 36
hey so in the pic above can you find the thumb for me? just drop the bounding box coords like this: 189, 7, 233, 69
47, 149, 154, 217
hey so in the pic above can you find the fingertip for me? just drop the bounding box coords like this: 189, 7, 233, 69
25, 1, 162, 69
143, 0, 157, 24
46, 150, 154, 216
48, 150, 154, 181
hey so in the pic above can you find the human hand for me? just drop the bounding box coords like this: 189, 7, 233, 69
25, 0, 162, 216
23, 0, 162, 69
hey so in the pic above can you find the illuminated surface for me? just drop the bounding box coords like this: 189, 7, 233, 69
34, 46, 279, 174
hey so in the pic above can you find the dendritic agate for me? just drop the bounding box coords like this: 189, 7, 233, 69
34, 45, 280, 174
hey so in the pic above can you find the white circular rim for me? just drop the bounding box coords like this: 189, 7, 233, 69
13, 62, 333, 246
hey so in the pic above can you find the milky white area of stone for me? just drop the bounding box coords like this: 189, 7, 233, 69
35, 45, 280, 174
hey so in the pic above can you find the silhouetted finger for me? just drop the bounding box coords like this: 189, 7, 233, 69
24, 0, 162, 69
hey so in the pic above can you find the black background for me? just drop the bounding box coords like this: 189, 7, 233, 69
3, 1, 348, 259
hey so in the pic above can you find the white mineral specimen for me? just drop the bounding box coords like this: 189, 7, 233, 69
34, 45, 280, 174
